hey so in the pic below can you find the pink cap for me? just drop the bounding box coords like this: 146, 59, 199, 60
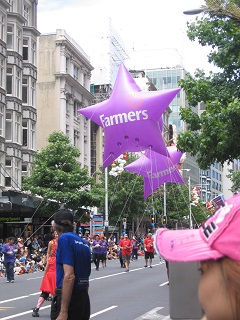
155, 193, 240, 262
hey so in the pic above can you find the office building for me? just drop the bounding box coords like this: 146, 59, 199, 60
0, 0, 40, 238
37, 29, 94, 172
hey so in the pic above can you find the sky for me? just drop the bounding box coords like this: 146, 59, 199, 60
37, 0, 212, 75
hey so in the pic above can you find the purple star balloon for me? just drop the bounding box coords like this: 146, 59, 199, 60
124, 146, 185, 199
78, 63, 181, 168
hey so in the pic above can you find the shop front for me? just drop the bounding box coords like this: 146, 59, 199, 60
0, 190, 45, 239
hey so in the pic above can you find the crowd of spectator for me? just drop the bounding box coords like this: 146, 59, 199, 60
0, 232, 148, 278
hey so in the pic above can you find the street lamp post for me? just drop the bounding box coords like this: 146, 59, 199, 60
104, 167, 109, 240
188, 176, 193, 229
183, 8, 204, 15
163, 182, 167, 226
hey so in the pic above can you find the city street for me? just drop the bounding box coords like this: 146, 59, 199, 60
0, 256, 170, 320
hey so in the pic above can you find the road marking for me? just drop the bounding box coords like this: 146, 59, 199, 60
159, 281, 169, 286
0, 263, 161, 304
134, 307, 164, 319
0, 305, 117, 319
0, 293, 41, 304
0, 307, 15, 309
26, 276, 43, 280
90, 263, 161, 281
0, 305, 50, 319
90, 305, 117, 318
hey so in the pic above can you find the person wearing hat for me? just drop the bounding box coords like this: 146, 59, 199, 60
155, 193, 240, 320
50, 209, 91, 320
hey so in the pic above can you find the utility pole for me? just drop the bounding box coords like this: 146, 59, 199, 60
104, 167, 109, 240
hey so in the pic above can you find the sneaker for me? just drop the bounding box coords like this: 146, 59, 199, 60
10, 280, 14, 283
6, 280, 10, 283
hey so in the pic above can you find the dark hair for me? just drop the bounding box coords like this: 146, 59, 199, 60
54, 222, 74, 234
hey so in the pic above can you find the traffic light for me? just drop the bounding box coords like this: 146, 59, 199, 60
162, 216, 167, 225
150, 214, 156, 225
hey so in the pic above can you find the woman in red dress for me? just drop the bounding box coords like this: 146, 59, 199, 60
32, 232, 58, 317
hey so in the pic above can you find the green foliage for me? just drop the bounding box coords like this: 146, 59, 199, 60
177, 1, 240, 169
98, 153, 145, 226
23, 131, 104, 214
227, 169, 240, 191
154, 183, 208, 227
98, 154, 208, 228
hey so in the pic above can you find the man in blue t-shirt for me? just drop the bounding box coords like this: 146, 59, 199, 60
51, 209, 91, 320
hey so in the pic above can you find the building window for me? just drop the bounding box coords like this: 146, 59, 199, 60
74, 101, 81, 117
31, 80, 35, 106
14, 159, 21, 188
7, 24, 13, 50
22, 163, 27, 172
0, 105, 3, 136
66, 98, 69, 114
73, 65, 78, 80
74, 129, 79, 147
66, 57, 69, 73
31, 40, 36, 65
15, 113, 21, 144
23, 3, 30, 26
16, 27, 21, 54
30, 122, 35, 149
6, 67, 13, 94
6, 112, 12, 140
0, 12, 5, 42
163, 77, 171, 85
66, 124, 69, 137
7, 0, 14, 12
0, 57, 4, 88
22, 120, 28, 146
23, 38, 28, 60
22, 77, 28, 103
5, 176, 11, 187
16, 69, 21, 98
5, 158, 12, 187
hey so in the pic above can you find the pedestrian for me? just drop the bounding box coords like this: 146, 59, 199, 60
118, 235, 125, 268
17, 237, 24, 255
2, 236, 18, 283
0, 238, 3, 255
51, 209, 91, 320
32, 232, 58, 317
119, 234, 132, 272
131, 236, 139, 260
100, 235, 108, 268
92, 235, 102, 271
144, 233, 154, 268
155, 193, 240, 320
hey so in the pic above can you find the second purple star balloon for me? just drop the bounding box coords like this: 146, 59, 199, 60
124, 146, 185, 199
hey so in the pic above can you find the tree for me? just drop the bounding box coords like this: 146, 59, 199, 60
98, 154, 208, 230
203, 0, 240, 22
153, 183, 208, 228
22, 131, 104, 216
177, 0, 240, 169
98, 153, 146, 228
